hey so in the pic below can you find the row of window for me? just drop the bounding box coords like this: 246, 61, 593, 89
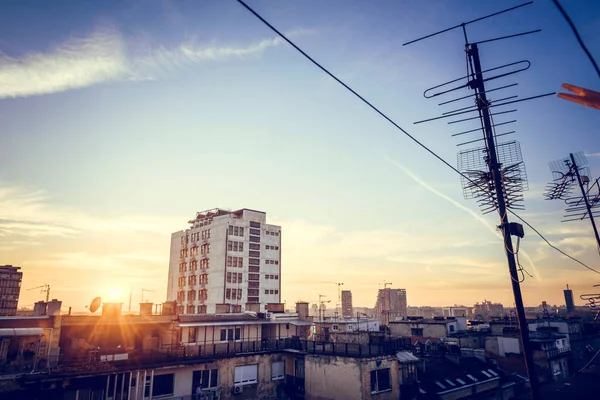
180, 243, 210, 259
265, 245, 279, 250
265, 274, 279, 280
228, 225, 245, 237
226, 288, 243, 300
188, 229, 211, 242
265, 289, 279, 295
227, 240, 244, 252
190, 363, 284, 391
227, 272, 243, 284
265, 259, 279, 265
249, 221, 261, 228
177, 305, 208, 314
177, 289, 208, 302
265, 230, 280, 236
179, 259, 210, 273
226, 256, 244, 268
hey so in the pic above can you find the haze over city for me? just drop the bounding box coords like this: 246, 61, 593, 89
2, 0, 599, 312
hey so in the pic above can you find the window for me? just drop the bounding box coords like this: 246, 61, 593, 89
226, 289, 231, 299
228, 241, 233, 251
150, 374, 174, 397
249, 274, 259, 281
237, 289, 242, 299
250, 228, 260, 236
250, 221, 261, 228
449, 325, 455, 333
265, 289, 269, 295
249, 236, 260, 243
266, 275, 270, 280
249, 251, 260, 258
227, 272, 232, 283
275, 290, 279, 294
411, 328, 423, 337
189, 327, 197, 343
272, 361, 285, 380
248, 289, 259, 296
371, 369, 391, 394
193, 369, 219, 391
220, 328, 242, 341
234, 364, 258, 386
228, 226, 234, 235
249, 266, 260, 273
249, 258, 260, 265
227, 256, 232, 267
234, 226, 239, 236
275, 261, 279, 265
233, 257, 238, 268
269, 290, 274, 295
249, 243, 260, 250
275, 275, 279, 280
197, 305, 206, 314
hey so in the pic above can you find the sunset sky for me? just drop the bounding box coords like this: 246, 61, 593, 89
2, 0, 600, 312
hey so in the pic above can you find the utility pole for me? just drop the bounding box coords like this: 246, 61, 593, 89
571, 153, 600, 250
468, 42, 540, 399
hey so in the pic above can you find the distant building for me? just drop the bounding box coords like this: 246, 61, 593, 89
166, 208, 282, 314
472, 300, 504, 319
375, 288, 407, 325
389, 316, 467, 339
0, 265, 23, 316
341, 290, 353, 318
564, 285, 575, 313
442, 305, 471, 318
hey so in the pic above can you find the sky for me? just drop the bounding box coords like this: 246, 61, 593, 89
1, 0, 600, 312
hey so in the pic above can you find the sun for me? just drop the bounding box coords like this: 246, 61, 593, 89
107, 288, 123, 301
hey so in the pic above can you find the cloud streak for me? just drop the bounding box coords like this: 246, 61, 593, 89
0, 27, 309, 99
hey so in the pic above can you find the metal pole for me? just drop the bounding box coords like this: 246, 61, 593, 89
571, 153, 600, 250
469, 42, 540, 400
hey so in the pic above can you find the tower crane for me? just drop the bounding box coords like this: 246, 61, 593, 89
27, 284, 50, 303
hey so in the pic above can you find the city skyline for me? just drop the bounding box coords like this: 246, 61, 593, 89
2, 0, 600, 311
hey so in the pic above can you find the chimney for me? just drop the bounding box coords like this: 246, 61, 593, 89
162, 301, 177, 316
33, 301, 47, 316
296, 302, 309, 321
139, 302, 153, 316
46, 299, 62, 316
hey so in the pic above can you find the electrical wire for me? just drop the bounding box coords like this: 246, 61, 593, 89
578, 347, 600, 372
235, 0, 600, 276
552, 0, 600, 79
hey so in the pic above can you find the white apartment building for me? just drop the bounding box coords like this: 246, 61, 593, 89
167, 208, 282, 314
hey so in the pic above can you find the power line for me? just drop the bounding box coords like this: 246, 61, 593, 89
552, 0, 600, 78
235, 0, 598, 276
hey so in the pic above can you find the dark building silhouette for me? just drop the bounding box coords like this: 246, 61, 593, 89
564, 284, 575, 313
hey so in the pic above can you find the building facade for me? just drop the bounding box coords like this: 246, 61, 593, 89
0, 265, 23, 316
167, 209, 281, 314
375, 288, 407, 325
341, 290, 353, 318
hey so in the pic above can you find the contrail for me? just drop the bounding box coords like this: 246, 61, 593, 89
384, 156, 541, 280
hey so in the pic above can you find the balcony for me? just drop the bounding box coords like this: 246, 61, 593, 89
29, 338, 411, 378
547, 346, 571, 359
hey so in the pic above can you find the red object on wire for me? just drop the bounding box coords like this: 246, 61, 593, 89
558, 83, 600, 111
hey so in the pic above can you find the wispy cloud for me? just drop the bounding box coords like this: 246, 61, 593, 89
0, 27, 312, 99
584, 153, 600, 157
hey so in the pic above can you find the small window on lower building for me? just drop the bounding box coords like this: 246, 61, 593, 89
371, 368, 391, 394
234, 364, 258, 386
193, 369, 219, 391
411, 328, 424, 337
271, 361, 285, 380
149, 373, 174, 397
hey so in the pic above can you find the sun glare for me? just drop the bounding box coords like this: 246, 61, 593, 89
107, 288, 122, 301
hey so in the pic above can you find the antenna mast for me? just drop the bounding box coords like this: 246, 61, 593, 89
545, 152, 600, 252
405, 3, 549, 398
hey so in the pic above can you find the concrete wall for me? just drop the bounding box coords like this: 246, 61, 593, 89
485, 336, 521, 357
304, 355, 399, 400
389, 322, 448, 338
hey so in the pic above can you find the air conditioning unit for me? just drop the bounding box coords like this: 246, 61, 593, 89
233, 385, 244, 395
266, 312, 272, 319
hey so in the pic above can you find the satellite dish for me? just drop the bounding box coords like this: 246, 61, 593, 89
89, 297, 102, 313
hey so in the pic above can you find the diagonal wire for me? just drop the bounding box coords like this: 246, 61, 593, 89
552, 0, 600, 78
235, 0, 600, 275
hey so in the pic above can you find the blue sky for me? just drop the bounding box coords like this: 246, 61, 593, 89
1, 0, 599, 311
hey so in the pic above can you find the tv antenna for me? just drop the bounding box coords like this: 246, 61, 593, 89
404, 2, 551, 398
27, 283, 50, 303
544, 152, 600, 252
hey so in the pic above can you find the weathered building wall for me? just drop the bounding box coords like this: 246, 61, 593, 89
304, 355, 399, 400
304, 355, 361, 400
389, 322, 448, 338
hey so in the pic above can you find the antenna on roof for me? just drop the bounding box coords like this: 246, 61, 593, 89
544, 152, 600, 251
404, 2, 551, 398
